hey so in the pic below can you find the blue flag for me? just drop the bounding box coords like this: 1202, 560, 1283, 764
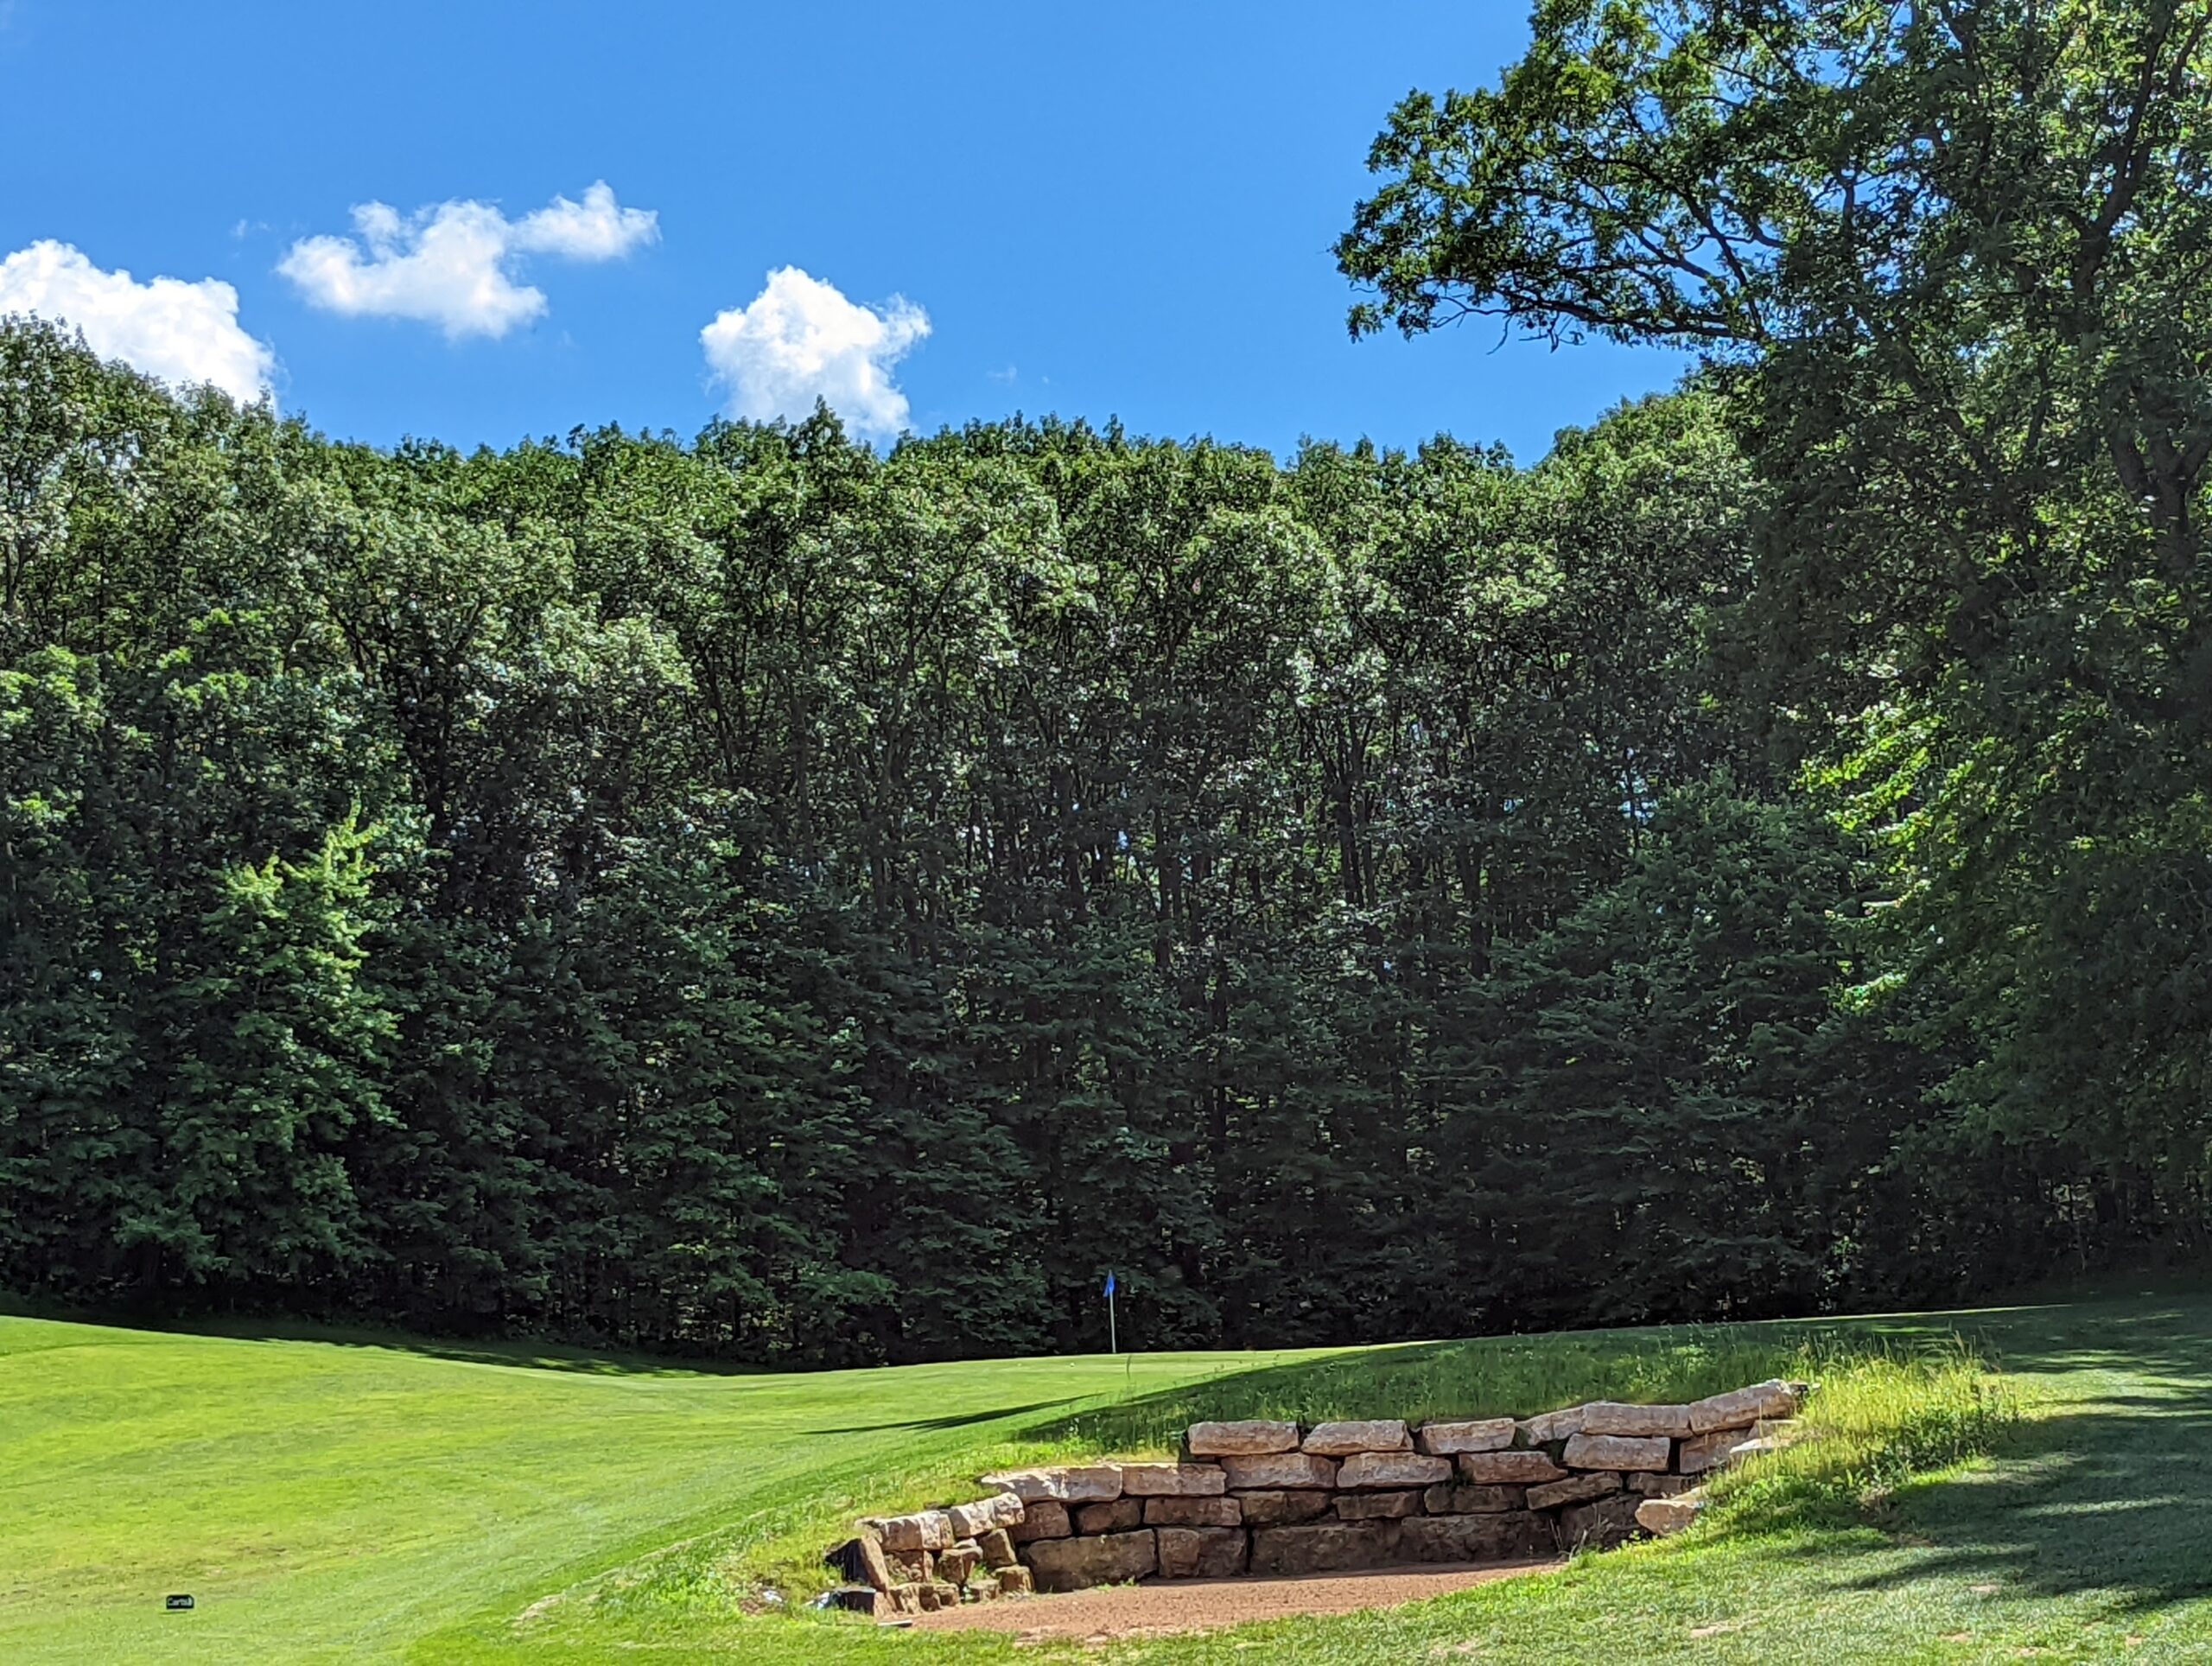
1103, 1271, 1116, 1298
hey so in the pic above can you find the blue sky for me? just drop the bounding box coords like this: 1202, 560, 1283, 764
0, 0, 1687, 461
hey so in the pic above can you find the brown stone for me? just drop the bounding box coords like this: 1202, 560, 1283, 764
1220, 1451, 1338, 1490
1007, 1500, 1071, 1543
867, 1510, 954, 1552
885, 1546, 934, 1584
888, 1583, 924, 1615
1116, 1462, 1228, 1497
1580, 1402, 1695, 1438
1516, 1405, 1587, 1446
1558, 1492, 1643, 1549
927, 1580, 962, 1610
1249, 1522, 1406, 1576
1560, 1433, 1671, 1472
1414, 1418, 1517, 1455
1636, 1492, 1705, 1536
1145, 1496, 1242, 1528
1630, 1472, 1700, 1497
981, 1465, 1122, 1504
963, 1572, 1001, 1601
996, 1565, 1034, 1596
937, 1540, 983, 1586
1231, 1489, 1335, 1526
1676, 1428, 1750, 1475
1338, 1450, 1452, 1489
1398, 1510, 1554, 1562
1074, 1498, 1144, 1534
1527, 1470, 1621, 1510
1185, 1420, 1300, 1456
1458, 1450, 1567, 1485
976, 1528, 1018, 1569
1302, 1419, 1411, 1455
1155, 1526, 1249, 1579
1422, 1483, 1526, 1515
1687, 1380, 1802, 1433
828, 1534, 894, 1592
1020, 1528, 1157, 1593
1334, 1488, 1423, 1521
945, 1491, 1026, 1537
912, 1581, 943, 1612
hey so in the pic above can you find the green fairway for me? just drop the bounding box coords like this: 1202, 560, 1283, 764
3, 1294, 2209, 1663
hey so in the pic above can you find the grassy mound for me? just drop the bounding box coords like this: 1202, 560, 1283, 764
4, 1296, 2208, 1662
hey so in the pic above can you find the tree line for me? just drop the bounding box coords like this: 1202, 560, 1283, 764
0, 315, 2131, 1362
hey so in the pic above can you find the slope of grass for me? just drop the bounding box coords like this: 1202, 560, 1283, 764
3, 1294, 2209, 1662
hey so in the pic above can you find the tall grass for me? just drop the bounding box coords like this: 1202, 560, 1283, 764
1707, 1336, 2019, 1534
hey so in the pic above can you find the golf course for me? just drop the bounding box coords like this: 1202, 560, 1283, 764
6, 1289, 2209, 1662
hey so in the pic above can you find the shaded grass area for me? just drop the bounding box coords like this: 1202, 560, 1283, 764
6, 1294, 2211, 1662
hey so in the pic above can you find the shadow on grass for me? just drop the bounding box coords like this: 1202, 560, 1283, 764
1025, 1322, 1854, 1453
1777, 1298, 2212, 1614
807, 1397, 1086, 1435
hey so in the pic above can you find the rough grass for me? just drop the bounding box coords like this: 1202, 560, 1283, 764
5, 1296, 2208, 1663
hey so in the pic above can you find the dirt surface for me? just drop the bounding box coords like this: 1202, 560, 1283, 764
905, 1559, 1563, 1641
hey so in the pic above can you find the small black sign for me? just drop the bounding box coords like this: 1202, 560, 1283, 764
165, 1594, 194, 1612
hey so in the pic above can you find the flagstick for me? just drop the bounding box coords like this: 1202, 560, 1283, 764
1109, 1283, 1117, 1356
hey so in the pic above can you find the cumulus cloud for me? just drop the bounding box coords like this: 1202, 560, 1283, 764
278, 181, 658, 339
701, 267, 929, 442
0, 240, 275, 402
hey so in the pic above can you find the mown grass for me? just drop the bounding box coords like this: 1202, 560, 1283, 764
6, 1295, 2208, 1663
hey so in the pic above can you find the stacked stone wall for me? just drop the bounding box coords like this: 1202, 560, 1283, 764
827, 1378, 1804, 1614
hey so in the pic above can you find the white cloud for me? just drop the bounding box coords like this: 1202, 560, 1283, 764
701, 267, 929, 441
278, 181, 658, 339
0, 240, 274, 402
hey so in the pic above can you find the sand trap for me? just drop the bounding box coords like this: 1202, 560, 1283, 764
905, 1559, 1563, 1640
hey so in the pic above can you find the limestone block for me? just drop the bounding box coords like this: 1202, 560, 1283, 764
1687, 1379, 1802, 1433
1020, 1528, 1157, 1593
1675, 1428, 1747, 1475
825, 1534, 893, 1591
1422, 1483, 1527, 1515
1231, 1489, 1335, 1526
946, 1491, 1026, 1537
1007, 1500, 1071, 1543
1414, 1417, 1517, 1455
887, 1583, 924, 1615
1186, 1419, 1300, 1456
912, 1581, 943, 1612
868, 1510, 953, 1551
926, 1580, 962, 1610
1457, 1450, 1567, 1485
1249, 1521, 1406, 1576
1220, 1451, 1339, 1490
1117, 1461, 1228, 1497
980, 1465, 1122, 1504
1630, 1472, 1700, 1497
885, 1546, 933, 1584
997, 1565, 1035, 1596
1146, 1495, 1243, 1528
1516, 1405, 1588, 1446
1334, 1488, 1423, 1520
1155, 1525, 1249, 1579
1635, 1491, 1706, 1536
937, 1540, 983, 1586
1302, 1419, 1411, 1455
1560, 1433, 1670, 1472
1527, 1470, 1621, 1510
976, 1528, 1018, 1569
1074, 1498, 1143, 1534
1558, 1492, 1642, 1549
1581, 1401, 1694, 1438
1398, 1510, 1554, 1562
1337, 1450, 1452, 1489
963, 1572, 1001, 1601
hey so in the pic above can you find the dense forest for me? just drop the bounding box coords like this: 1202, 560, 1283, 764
6, 0, 2210, 1362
